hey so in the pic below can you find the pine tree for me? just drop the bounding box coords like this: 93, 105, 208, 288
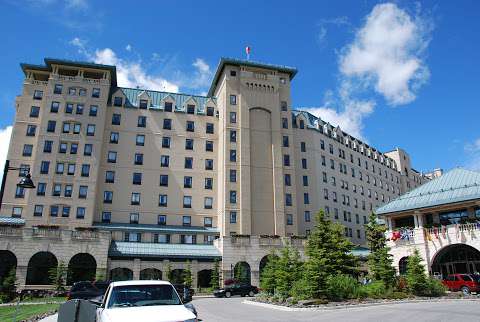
274, 245, 303, 299
365, 212, 396, 287
166, 264, 173, 282
260, 251, 279, 295
183, 261, 193, 288
0, 268, 17, 300
300, 210, 356, 299
405, 248, 428, 296
234, 263, 249, 284
210, 259, 220, 290
49, 261, 67, 291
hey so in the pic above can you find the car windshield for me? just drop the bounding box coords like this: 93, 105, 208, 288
107, 284, 182, 308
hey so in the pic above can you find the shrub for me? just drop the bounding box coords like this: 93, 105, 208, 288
357, 281, 387, 299
325, 275, 360, 301
425, 278, 446, 297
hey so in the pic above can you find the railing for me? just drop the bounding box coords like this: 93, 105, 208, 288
0, 226, 23, 237
32, 227, 61, 239
425, 223, 480, 240
388, 228, 416, 244
71, 230, 98, 240
231, 236, 251, 246
30, 80, 48, 86
259, 237, 282, 246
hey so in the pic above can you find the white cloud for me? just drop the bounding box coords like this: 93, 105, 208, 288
465, 138, 480, 171
306, 3, 432, 139
0, 126, 13, 179
317, 16, 350, 45
190, 58, 213, 89
125, 44, 132, 52
64, 0, 88, 10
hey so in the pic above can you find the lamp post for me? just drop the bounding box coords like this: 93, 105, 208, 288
0, 160, 36, 212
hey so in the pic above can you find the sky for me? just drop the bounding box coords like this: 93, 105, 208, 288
0, 0, 479, 178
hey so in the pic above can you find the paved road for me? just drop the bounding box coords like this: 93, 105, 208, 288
40, 297, 480, 322
193, 297, 480, 322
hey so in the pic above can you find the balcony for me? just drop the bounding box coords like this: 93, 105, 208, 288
259, 236, 282, 246
0, 226, 23, 237
32, 227, 61, 239
71, 230, 99, 240
230, 235, 251, 246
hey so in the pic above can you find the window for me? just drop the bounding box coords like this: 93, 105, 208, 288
183, 196, 192, 208
301, 142, 306, 152
40, 161, 50, 174
34, 205, 43, 217
163, 119, 172, 130
64, 184, 73, 197
181, 235, 196, 244
154, 234, 170, 244
18, 165, 29, 177
54, 84, 63, 94
186, 120, 195, 132
55, 162, 64, 174
185, 139, 194, 150
37, 182, 46, 196
81, 164, 90, 177
76, 207, 85, 219
84, 144, 92, 156
299, 120, 304, 129
160, 155, 170, 168
15, 186, 25, 198
73, 123, 81, 134
110, 132, 119, 144
113, 97, 123, 107
230, 94, 237, 105
26, 124, 36, 136
76, 104, 84, 115
184, 157, 193, 169
30, 106, 40, 118
159, 194, 168, 207
78, 185, 88, 199
22, 144, 33, 157
134, 153, 144, 165
286, 214, 293, 225
50, 205, 59, 217
47, 120, 56, 133
158, 215, 167, 225
62, 122, 71, 133
33, 90, 43, 100
107, 151, 117, 163
86, 124, 95, 136
282, 117, 288, 129
65, 103, 73, 114
230, 169, 237, 182
230, 190, 237, 204
302, 158, 307, 169
112, 113, 121, 125
303, 176, 308, 186
204, 197, 213, 209
187, 104, 195, 114
285, 193, 292, 206
102, 212, 111, 223
230, 70, 237, 76
283, 154, 290, 166
89, 105, 98, 116
164, 102, 173, 112
70, 143, 78, 154
43, 140, 53, 153
230, 211, 237, 223
130, 213, 139, 224
284, 174, 291, 186
230, 112, 236, 123
206, 140, 214, 152
184, 176, 192, 188
139, 99, 148, 109
304, 193, 309, 204
105, 171, 115, 183
162, 137, 171, 148
160, 175, 169, 187
67, 163, 75, 175
283, 136, 289, 147
206, 106, 214, 116
205, 178, 213, 189
138, 116, 146, 127
125, 232, 141, 242
103, 191, 113, 203
183, 215, 192, 226
79, 88, 87, 96
12, 207, 22, 218
304, 211, 311, 222
52, 183, 61, 196
206, 123, 214, 134
51, 101, 60, 113
230, 130, 237, 142
132, 172, 142, 185
205, 159, 213, 170
230, 150, 236, 162
131, 192, 141, 205
136, 134, 145, 146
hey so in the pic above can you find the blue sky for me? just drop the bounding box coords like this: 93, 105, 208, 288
0, 0, 479, 175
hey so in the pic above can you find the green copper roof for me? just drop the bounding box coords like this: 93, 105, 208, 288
208, 57, 298, 96
0, 216, 25, 226
351, 246, 370, 258
109, 241, 221, 260
376, 168, 480, 215
117, 87, 215, 114
93, 222, 219, 234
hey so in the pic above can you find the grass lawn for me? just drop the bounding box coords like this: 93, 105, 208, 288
0, 303, 59, 321
19, 296, 66, 303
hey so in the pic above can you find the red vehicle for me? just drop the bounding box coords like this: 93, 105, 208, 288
442, 274, 480, 294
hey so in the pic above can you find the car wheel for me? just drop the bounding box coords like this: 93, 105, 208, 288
248, 291, 255, 297
225, 291, 231, 298
461, 286, 470, 295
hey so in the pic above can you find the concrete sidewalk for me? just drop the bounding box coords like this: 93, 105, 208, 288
39, 313, 57, 322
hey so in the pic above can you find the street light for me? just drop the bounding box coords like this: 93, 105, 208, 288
0, 160, 36, 211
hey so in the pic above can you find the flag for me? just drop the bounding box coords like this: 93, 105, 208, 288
246, 46, 251, 60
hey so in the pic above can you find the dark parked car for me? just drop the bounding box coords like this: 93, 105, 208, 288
442, 274, 480, 294
214, 283, 259, 298
67, 281, 110, 300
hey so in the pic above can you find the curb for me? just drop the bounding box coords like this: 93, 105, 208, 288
242, 297, 480, 312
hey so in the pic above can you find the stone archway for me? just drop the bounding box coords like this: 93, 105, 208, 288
431, 244, 480, 277
67, 253, 97, 285
197, 269, 212, 288
234, 261, 251, 284
398, 256, 409, 275
140, 268, 162, 280
110, 268, 133, 281
0, 250, 17, 284
26, 252, 58, 285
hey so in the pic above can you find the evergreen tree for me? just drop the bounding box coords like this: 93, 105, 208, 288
260, 251, 279, 294
210, 259, 220, 290
300, 210, 356, 299
274, 245, 303, 299
166, 264, 173, 282
183, 261, 193, 288
0, 268, 17, 300
49, 261, 67, 291
365, 212, 396, 287
405, 248, 428, 295
234, 263, 249, 284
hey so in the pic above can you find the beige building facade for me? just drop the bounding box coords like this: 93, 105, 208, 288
0, 57, 433, 289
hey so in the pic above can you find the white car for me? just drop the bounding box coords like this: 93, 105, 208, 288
95, 280, 197, 322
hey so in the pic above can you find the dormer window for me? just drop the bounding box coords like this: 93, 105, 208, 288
139, 99, 148, 109
187, 104, 195, 114
164, 102, 173, 112
299, 120, 305, 129
230, 70, 237, 77
206, 106, 214, 116
113, 97, 123, 107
